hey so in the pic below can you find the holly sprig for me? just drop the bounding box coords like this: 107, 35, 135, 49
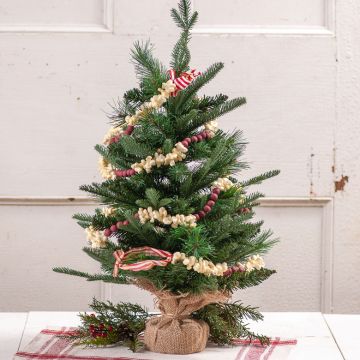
61, 298, 147, 352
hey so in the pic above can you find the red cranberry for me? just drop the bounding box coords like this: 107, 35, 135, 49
191, 136, 198, 143
185, 137, 191, 143
116, 221, 123, 229
194, 214, 200, 221
196, 134, 203, 141
110, 225, 117, 232
198, 210, 206, 218
181, 140, 189, 147
210, 193, 218, 201
212, 187, 221, 195
203, 205, 211, 213
123, 220, 129, 226
207, 200, 215, 207
104, 229, 112, 237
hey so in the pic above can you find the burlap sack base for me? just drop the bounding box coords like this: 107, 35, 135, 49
134, 278, 229, 355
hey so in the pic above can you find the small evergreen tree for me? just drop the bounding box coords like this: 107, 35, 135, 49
54, 0, 279, 348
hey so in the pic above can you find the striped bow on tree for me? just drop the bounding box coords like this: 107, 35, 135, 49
168, 69, 201, 96
112, 246, 172, 276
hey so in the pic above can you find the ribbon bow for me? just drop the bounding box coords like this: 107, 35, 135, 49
168, 69, 201, 96
112, 246, 172, 277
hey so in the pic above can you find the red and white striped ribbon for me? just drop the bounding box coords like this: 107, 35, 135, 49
168, 69, 201, 96
112, 246, 172, 277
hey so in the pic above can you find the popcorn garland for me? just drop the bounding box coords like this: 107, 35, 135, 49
110, 247, 265, 278
171, 252, 228, 276
100, 130, 214, 179
223, 255, 265, 277
99, 129, 216, 180
103, 125, 135, 146
101, 207, 116, 217
102, 177, 236, 237
138, 207, 197, 229
85, 226, 108, 249
98, 157, 116, 180
113, 130, 214, 178
88, 69, 261, 280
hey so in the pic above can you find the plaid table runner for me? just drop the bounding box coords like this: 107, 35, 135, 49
14, 328, 297, 360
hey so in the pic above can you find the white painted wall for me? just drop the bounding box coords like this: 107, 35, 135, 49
0, 0, 359, 313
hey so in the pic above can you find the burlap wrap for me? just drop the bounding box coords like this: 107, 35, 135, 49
134, 279, 229, 354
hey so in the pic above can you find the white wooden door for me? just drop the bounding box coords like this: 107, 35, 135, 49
0, 0, 359, 313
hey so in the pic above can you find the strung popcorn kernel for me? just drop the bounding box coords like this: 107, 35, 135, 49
98, 157, 116, 180
101, 207, 116, 217
85, 226, 108, 249
103, 126, 124, 145
138, 207, 196, 228
124, 80, 176, 127
245, 254, 265, 271
212, 177, 234, 191
172, 253, 228, 277
130, 141, 189, 175
204, 120, 218, 137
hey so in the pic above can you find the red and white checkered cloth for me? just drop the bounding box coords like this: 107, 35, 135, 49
14, 328, 297, 360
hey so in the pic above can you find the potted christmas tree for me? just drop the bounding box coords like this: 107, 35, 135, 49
54, 0, 279, 355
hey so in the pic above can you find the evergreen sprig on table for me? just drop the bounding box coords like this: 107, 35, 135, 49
54, 0, 279, 347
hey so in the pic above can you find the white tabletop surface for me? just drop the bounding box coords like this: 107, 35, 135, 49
1, 311, 355, 359
324, 314, 360, 360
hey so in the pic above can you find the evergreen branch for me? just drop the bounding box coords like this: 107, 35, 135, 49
220, 268, 276, 293
174, 62, 224, 112
53, 268, 128, 284
131, 41, 167, 94
186, 97, 247, 132
193, 301, 269, 345
241, 170, 280, 187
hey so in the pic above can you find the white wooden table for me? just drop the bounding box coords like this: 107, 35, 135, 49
1, 312, 357, 359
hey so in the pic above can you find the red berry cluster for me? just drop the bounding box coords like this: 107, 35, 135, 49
114, 130, 212, 179
88, 323, 113, 338
104, 220, 130, 237
108, 125, 134, 144
193, 187, 220, 221
223, 263, 246, 277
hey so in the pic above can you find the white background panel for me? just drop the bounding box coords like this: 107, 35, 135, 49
0, 204, 100, 311
1, 0, 360, 314
0, 0, 105, 26
193, 0, 326, 27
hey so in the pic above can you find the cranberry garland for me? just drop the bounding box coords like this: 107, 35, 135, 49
104, 220, 130, 237
108, 125, 135, 144
193, 187, 220, 221
104, 188, 221, 237
114, 130, 212, 178
103, 129, 220, 236
223, 263, 246, 277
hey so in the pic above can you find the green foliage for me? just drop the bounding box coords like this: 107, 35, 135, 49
170, 0, 198, 72
194, 302, 270, 345
131, 41, 167, 95
61, 298, 147, 352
